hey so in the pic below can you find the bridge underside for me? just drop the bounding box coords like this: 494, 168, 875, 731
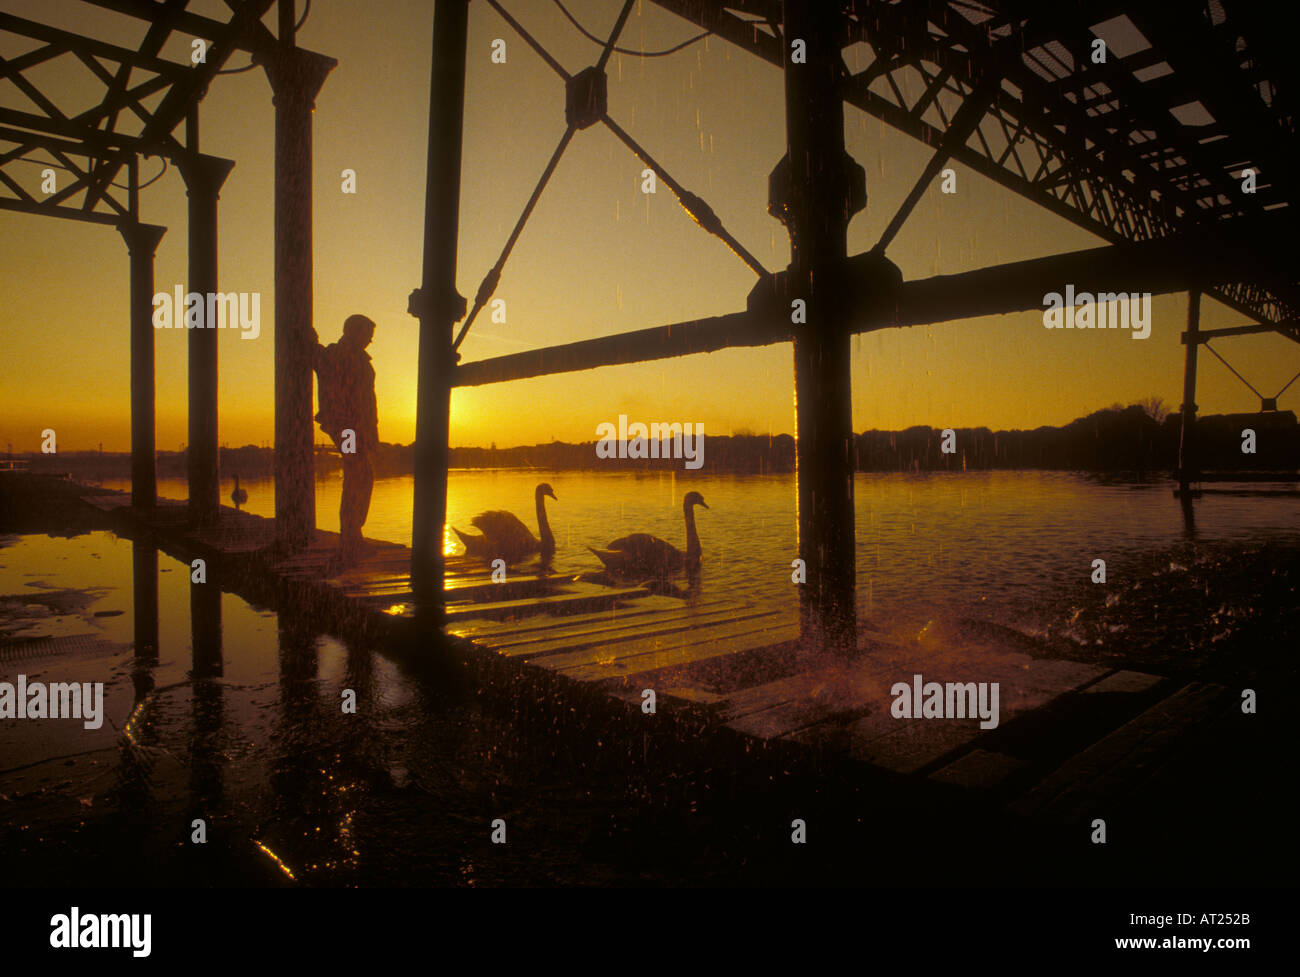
2, 1, 1297, 650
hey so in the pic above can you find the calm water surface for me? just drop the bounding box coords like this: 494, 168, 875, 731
7, 470, 1294, 884
105, 469, 1300, 642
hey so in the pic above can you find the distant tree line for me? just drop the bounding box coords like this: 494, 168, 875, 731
16, 401, 1299, 480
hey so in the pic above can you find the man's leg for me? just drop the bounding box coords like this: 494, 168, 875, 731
355, 451, 374, 532
339, 451, 374, 561
339, 453, 362, 560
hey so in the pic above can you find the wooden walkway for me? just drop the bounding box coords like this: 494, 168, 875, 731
77, 485, 1244, 823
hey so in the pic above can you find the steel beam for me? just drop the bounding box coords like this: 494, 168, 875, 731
453, 229, 1292, 387
1178, 289, 1202, 496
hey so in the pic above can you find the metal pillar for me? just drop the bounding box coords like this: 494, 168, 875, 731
120, 222, 166, 515
410, 0, 470, 618
1177, 289, 1201, 530
177, 154, 235, 526
782, 1, 859, 656
1178, 289, 1202, 486
264, 42, 335, 549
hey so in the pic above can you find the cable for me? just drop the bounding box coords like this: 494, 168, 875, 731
1272, 365, 1300, 401
8, 154, 168, 191
453, 126, 578, 351
131, 155, 168, 190
1203, 342, 1265, 400
217, 0, 312, 74
552, 0, 709, 57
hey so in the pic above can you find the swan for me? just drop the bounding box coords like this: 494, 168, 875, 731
231, 475, 248, 511
589, 491, 707, 577
453, 483, 556, 564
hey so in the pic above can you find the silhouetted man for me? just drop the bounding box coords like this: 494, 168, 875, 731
313, 314, 378, 565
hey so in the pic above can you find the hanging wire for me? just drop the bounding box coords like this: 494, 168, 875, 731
217, 0, 312, 74
552, 0, 710, 57
8, 153, 168, 191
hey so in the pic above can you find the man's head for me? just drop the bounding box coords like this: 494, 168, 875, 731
342, 314, 376, 349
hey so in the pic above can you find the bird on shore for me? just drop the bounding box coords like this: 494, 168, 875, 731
589, 491, 707, 577
231, 475, 248, 511
454, 483, 556, 565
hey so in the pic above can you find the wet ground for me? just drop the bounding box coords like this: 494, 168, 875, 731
1, 478, 1295, 886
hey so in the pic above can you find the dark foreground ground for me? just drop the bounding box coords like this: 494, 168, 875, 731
1, 474, 1295, 887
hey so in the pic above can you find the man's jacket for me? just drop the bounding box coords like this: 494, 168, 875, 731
313, 340, 378, 451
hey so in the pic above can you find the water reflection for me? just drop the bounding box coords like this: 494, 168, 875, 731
116, 531, 380, 883
189, 572, 224, 817
118, 537, 160, 814
191, 569, 222, 679
6, 517, 1293, 886
1178, 485, 1198, 536
131, 538, 158, 666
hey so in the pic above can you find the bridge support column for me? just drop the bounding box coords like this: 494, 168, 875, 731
1178, 291, 1202, 480
781, 1, 859, 656
1177, 289, 1202, 528
120, 222, 166, 516
411, 0, 469, 622
177, 154, 235, 527
264, 42, 335, 549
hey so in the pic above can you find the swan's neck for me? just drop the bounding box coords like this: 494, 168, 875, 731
536, 491, 554, 554
684, 503, 701, 563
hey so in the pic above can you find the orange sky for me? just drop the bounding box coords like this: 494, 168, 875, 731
2, 0, 1296, 452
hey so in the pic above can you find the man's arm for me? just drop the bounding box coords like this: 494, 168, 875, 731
362, 369, 379, 453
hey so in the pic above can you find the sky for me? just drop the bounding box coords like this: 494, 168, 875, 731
2, 0, 1296, 452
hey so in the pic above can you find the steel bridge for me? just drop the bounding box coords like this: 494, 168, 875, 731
3, 0, 1297, 654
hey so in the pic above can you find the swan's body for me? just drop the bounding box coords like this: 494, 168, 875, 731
454, 483, 556, 564
589, 491, 707, 577
231, 475, 248, 511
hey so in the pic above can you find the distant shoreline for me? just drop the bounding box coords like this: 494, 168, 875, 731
9, 403, 1298, 480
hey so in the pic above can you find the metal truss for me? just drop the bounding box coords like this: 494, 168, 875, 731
650, 0, 1300, 336
0, 0, 277, 228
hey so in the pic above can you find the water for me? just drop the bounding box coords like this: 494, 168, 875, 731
5, 471, 1297, 884
102, 469, 1300, 662
0, 530, 637, 885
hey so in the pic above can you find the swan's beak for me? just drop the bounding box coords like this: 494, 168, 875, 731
699, 501, 709, 509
